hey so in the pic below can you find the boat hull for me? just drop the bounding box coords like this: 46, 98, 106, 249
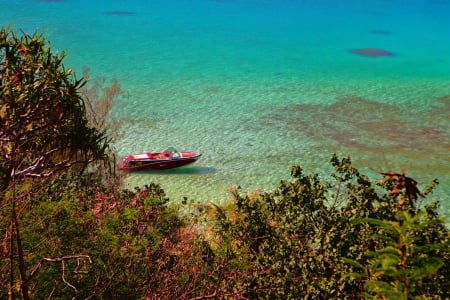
117, 150, 201, 172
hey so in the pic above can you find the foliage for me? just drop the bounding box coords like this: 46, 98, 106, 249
0, 27, 110, 192
212, 154, 450, 299
81, 67, 122, 144
1, 154, 448, 299
1, 173, 244, 299
377, 171, 424, 210
350, 211, 447, 300
0, 26, 115, 299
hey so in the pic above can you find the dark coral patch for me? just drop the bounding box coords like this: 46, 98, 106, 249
266, 96, 450, 155
349, 48, 394, 57
104, 11, 134, 16
370, 29, 391, 35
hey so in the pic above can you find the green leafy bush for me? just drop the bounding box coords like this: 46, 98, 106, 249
213, 154, 449, 299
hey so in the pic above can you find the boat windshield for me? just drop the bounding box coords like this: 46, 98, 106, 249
163, 147, 181, 158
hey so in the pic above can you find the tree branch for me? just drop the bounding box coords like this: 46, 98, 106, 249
28, 255, 92, 294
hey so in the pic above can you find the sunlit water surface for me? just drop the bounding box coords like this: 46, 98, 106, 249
1, 0, 449, 217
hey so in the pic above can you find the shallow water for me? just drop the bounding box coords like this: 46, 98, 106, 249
2, 0, 449, 216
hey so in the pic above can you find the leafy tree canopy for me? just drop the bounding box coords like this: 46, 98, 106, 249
0, 26, 110, 194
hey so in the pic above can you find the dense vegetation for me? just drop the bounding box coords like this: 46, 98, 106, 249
1, 27, 449, 299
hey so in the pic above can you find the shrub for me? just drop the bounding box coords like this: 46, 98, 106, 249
213, 154, 449, 299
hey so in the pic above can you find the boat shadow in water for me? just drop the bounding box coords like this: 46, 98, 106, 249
135, 166, 216, 175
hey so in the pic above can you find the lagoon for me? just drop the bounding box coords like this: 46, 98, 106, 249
1, 0, 449, 216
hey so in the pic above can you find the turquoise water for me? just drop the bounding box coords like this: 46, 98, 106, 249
1, 0, 449, 214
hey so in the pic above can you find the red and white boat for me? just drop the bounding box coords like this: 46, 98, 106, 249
117, 147, 201, 172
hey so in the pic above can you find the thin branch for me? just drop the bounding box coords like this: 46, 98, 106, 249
29, 255, 92, 279
61, 259, 77, 293
28, 255, 92, 295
